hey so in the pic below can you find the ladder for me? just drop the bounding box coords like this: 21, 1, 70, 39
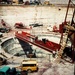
56, 0, 75, 63
55, 0, 75, 63
56, 27, 69, 63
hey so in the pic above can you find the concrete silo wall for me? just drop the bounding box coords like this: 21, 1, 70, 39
0, 6, 73, 28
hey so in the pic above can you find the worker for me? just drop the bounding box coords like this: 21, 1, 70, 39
52, 51, 56, 58
42, 38, 46, 44
53, 25, 57, 32
35, 36, 38, 40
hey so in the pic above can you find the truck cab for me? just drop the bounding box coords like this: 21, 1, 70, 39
0, 66, 21, 75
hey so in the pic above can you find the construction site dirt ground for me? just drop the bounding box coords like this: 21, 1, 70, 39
0, 5, 74, 75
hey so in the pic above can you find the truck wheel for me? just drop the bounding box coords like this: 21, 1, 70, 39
27, 69, 32, 73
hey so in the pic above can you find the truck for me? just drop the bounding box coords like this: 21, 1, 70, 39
0, 66, 28, 75
21, 60, 38, 73
0, 66, 21, 75
0, 28, 10, 33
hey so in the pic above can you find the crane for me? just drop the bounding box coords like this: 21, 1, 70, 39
15, 0, 75, 63
56, 0, 75, 63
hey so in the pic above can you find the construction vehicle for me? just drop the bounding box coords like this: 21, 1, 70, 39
0, 66, 21, 75
30, 0, 41, 5
13, 0, 18, 4
29, 23, 43, 27
56, 0, 75, 63
0, 0, 12, 4
21, 59, 38, 73
43, 1, 50, 5
0, 65, 29, 75
0, 27, 10, 33
14, 23, 25, 29
14, 22, 30, 29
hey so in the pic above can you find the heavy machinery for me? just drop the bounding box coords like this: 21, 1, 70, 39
0, 28, 10, 33
29, 23, 43, 27
15, 0, 75, 63
56, 0, 75, 63
0, 0, 12, 4
14, 23, 25, 29
30, 0, 41, 5
21, 59, 38, 73
43, 1, 50, 5
0, 66, 21, 75
14, 22, 30, 29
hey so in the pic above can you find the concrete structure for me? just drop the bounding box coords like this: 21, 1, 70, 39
0, 6, 73, 29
